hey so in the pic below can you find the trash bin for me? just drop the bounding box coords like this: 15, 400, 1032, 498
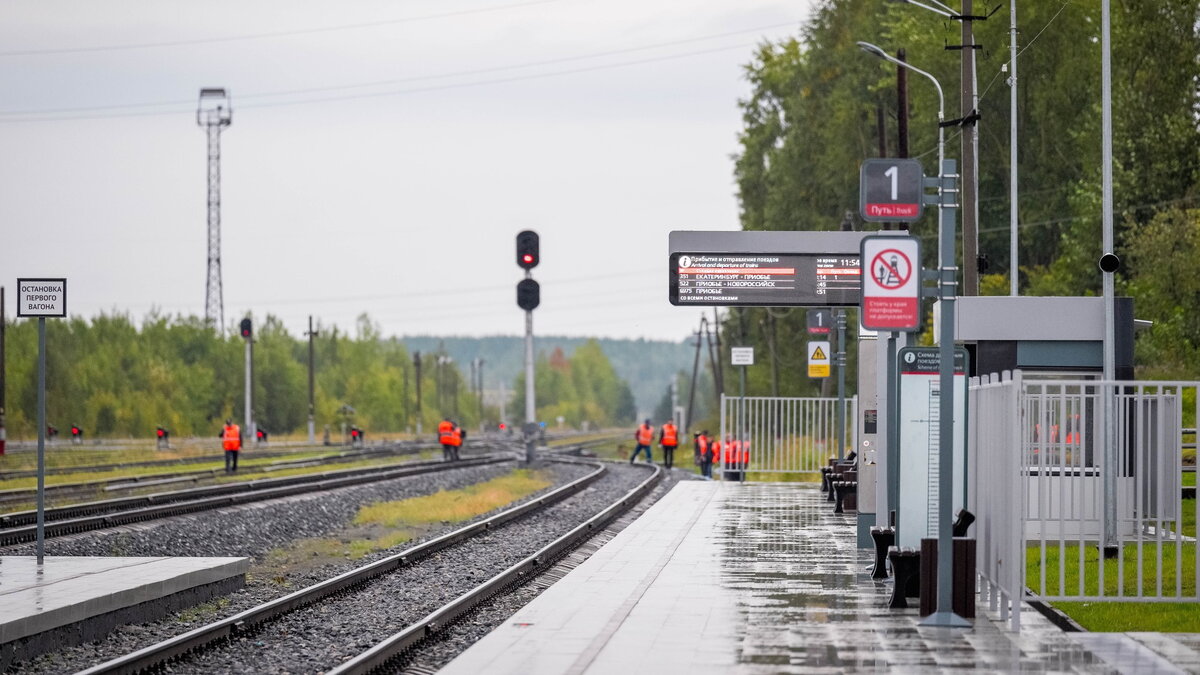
918, 537, 976, 618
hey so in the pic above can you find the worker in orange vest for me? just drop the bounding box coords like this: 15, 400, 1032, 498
658, 420, 679, 469
221, 419, 242, 473
438, 417, 456, 461
630, 419, 655, 464
449, 421, 465, 461
696, 431, 715, 479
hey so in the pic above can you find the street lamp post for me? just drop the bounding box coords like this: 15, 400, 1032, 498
859, 41, 968, 628
896, 0, 981, 297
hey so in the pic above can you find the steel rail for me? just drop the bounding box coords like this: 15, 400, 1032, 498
0, 455, 509, 546
0, 438, 472, 486
0, 452, 502, 528
73, 457, 612, 675
328, 461, 664, 675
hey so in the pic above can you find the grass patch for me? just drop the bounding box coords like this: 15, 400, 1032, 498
743, 471, 820, 483
1028, 502, 1200, 631
1027, 540, 1196, 598
177, 597, 230, 623
1184, 471, 1195, 487
257, 468, 554, 580
1049, 601, 1200, 632
355, 469, 551, 527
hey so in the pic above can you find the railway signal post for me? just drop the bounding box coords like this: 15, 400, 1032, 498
240, 317, 255, 444
516, 230, 540, 464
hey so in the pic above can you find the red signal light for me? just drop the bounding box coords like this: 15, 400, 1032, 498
499, 423, 506, 430
71, 426, 80, 436
157, 428, 164, 437
522, 254, 534, 264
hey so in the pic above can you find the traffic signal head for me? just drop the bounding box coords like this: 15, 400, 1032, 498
240, 317, 252, 339
516, 230, 539, 270
517, 278, 540, 311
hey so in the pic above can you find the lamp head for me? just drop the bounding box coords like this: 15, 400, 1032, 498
856, 41, 888, 60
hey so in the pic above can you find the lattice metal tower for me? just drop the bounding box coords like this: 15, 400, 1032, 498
196, 88, 232, 329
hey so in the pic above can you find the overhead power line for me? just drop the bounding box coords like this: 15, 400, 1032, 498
0, 20, 801, 122
0, 0, 566, 58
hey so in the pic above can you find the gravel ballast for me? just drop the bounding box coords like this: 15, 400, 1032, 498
8, 458, 600, 674
153, 462, 658, 674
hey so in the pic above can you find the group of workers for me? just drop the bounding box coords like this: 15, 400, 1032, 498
630, 419, 749, 480
438, 417, 467, 461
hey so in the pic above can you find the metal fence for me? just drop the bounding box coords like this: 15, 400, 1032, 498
719, 394, 857, 476
970, 371, 1200, 631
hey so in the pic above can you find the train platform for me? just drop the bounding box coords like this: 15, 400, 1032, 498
0, 555, 249, 668
442, 481, 1199, 674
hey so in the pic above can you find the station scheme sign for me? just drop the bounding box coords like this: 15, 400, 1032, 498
16, 278, 67, 317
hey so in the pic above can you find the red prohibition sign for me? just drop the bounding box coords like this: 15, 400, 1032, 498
870, 249, 912, 289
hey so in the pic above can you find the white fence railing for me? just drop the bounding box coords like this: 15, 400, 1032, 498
970, 372, 1200, 631
719, 395, 857, 475
968, 371, 1026, 630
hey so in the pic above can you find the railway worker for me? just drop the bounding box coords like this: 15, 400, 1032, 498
221, 419, 242, 473
658, 419, 679, 469
438, 417, 456, 461
630, 419, 654, 464
695, 430, 715, 479
450, 422, 465, 461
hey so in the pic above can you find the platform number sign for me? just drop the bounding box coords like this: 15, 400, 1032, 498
807, 308, 832, 335
859, 159, 924, 223
860, 235, 921, 332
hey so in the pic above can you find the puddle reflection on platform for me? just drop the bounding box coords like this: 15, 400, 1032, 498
711, 483, 1125, 673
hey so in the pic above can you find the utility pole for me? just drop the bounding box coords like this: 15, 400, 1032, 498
685, 320, 702, 434
711, 308, 724, 397
413, 351, 422, 435
306, 315, 316, 444
1008, 0, 1019, 295
476, 358, 485, 431
959, 0, 981, 296
196, 89, 231, 330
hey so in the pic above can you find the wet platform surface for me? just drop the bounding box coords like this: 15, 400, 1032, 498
442, 482, 1200, 674
0, 555, 249, 644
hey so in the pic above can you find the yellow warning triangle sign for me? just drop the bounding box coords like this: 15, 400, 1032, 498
810, 345, 827, 360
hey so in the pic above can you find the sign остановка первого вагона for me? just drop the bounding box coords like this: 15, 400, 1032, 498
16, 278, 67, 318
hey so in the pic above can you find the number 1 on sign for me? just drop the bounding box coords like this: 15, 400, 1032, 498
884, 165, 898, 200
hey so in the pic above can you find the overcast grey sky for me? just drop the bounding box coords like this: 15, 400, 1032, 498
0, 0, 812, 342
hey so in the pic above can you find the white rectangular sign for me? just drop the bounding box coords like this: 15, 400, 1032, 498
17, 278, 67, 318
731, 347, 754, 366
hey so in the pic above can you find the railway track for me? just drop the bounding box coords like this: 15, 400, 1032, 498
0, 441, 452, 510
74, 458, 662, 675
0, 453, 508, 547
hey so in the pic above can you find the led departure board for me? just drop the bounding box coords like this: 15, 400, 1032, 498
668, 252, 862, 307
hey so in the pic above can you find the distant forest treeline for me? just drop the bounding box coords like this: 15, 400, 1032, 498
399, 335, 695, 417
0, 313, 694, 439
